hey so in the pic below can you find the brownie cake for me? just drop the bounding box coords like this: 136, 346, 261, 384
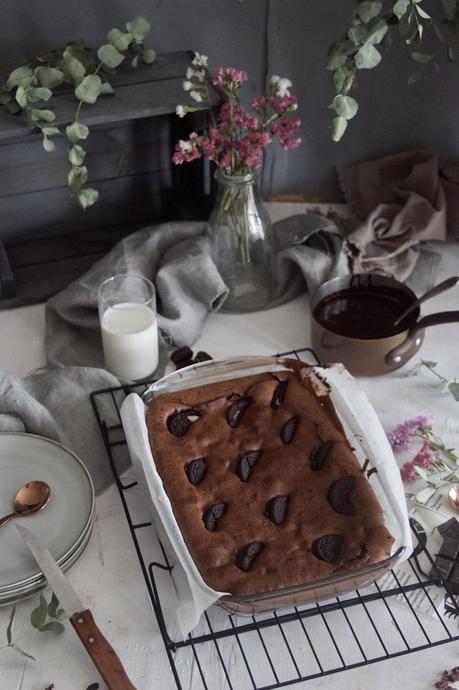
146, 365, 394, 596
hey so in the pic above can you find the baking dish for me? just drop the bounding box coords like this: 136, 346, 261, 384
123, 356, 411, 621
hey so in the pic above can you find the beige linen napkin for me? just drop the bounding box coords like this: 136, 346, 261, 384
339, 150, 446, 280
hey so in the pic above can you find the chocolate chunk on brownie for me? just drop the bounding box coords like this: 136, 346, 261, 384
146, 365, 394, 596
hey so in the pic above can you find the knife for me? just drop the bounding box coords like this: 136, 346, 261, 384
16, 524, 137, 690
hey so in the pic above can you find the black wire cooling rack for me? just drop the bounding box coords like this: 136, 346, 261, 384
90, 347, 459, 690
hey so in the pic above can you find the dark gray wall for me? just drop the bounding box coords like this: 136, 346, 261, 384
1, 0, 457, 201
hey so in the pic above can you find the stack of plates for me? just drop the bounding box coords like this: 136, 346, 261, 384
0, 433, 95, 605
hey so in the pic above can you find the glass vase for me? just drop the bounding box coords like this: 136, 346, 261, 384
208, 170, 274, 312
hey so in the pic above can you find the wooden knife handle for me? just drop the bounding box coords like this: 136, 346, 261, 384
70, 609, 137, 690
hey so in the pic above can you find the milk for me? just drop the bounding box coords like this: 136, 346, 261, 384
101, 302, 159, 381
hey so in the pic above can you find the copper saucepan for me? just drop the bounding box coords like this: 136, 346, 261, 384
311, 273, 459, 376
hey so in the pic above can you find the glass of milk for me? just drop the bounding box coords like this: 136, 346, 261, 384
98, 274, 159, 381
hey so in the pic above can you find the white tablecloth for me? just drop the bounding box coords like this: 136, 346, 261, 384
1, 204, 459, 690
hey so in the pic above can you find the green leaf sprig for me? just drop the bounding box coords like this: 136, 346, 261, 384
413, 424, 459, 503
327, 0, 458, 140
0, 16, 156, 209
3, 592, 67, 661
407, 359, 459, 401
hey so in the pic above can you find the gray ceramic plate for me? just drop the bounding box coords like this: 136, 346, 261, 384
0, 515, 94, 605
0, 433, 95, 591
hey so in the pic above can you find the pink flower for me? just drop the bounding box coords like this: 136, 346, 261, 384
400, 461, 417, 483
213, 67, 248, 93
412, 440, 437, 470
387, 415, 433, 453
271, 118, 302, 150
269, 94, 298, 114
172, 136, 202, 165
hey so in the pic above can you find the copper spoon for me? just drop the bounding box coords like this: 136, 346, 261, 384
393, 276, 459, 327
448, 484, 459, 513
0, 481, 51, 528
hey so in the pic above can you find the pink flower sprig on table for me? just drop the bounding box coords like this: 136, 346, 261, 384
388, 416, 459, 504
400, 441, 438, 483
173, 52, 302, 175
387, 415, 433, 453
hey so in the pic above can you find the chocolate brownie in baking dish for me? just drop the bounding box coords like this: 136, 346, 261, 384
146, 366, 394, 596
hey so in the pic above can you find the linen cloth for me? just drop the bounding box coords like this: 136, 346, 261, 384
0, 214, 346, 493
45, 215, 347, 369
339, 150, 446, 280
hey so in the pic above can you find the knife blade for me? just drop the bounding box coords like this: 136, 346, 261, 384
16, 524, 137, 690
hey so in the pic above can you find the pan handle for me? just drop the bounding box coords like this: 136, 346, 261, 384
386, 311, 459, 366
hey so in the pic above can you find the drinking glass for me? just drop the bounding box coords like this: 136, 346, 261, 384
98, 274, 158, 381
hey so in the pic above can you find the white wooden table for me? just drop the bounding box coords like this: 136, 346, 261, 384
1, 204, 459, 690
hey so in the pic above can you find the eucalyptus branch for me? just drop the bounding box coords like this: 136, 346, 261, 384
327, 0, 458, 140
2, 593, 67, 662
0, 16, 156, 209
407, 359, 459, 401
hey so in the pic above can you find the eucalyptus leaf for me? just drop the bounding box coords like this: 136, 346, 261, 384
26, 87, 53, 103
66, 121, 89, 143
365, 20, 389, 45
421, 360, 438, 368
15, 86, 27, 108
326, 45, 348, 70
357, 1, 382, 24
68, 165, 88, 194
43, 136, 56, 152
416, 5, 431, 19
31, 593, 48, 629
393, 0, 410, 19
331, 116, 348, 142
97, 44, 125, 69
107, 28, 133, 51
141, 48, 156, 64
35, 66, 64, 89
69, 144, 86, 165
10, 643, 36, 661
131, 55, 139, 68
333, 68, 347, 92
411, 51, 433, 63
6, 605, 15, 644
30, 108, 55, 123
39, 621, 65, 635
348, 24, 368, 45
78, 187, 99, 209
0, 90, 12, 105
355, 43, 382, 69
42, 126, 60, 136
6, 66, 34, 90
414, 465, 428, 481
100, 82, 114, 94
449, 381, 459, 401
47, 592, 60, 618
332, 94, 359, 119
75, 74, 102, 104
126, 15, 151, 43
415, 486, 437, 504
62, 51, 86, 84
6, 101, 21, 115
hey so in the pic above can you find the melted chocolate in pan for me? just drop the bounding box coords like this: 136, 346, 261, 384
313, 284, 416, 340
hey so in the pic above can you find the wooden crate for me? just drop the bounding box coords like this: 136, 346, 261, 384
0, 50, 219, 307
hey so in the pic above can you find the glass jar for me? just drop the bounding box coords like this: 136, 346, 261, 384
208, 170, 274, 312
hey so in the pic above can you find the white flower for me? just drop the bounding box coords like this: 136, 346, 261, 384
192, 52, 208, 68
186, 67, 196, 79
271, 75, 292, 97
190, 90, 203, 102
196, 69, 206, 82
183, 80, 193, 91
176, 105, 187, 118
178, 139, 193, 153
